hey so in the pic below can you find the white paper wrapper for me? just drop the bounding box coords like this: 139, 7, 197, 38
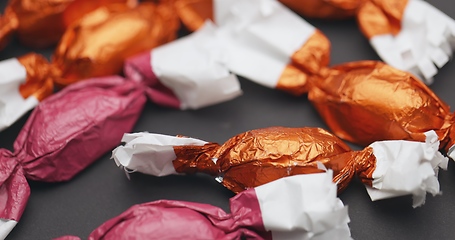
256, 171, 352, 240
366, 130, 448, 208
151, 22, 242, 110
0, 219, 17, 240
0, 58, 38, 132
112, 132, 207, 177
370, 0, 455, 84
212, 0, 316, 88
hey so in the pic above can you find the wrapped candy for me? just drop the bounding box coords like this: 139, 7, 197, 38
0, 57, 241, 238
56, 172, 352, 240
356, 0, 455, 84
0, 76, 144, 239
265, 0, 455, 84
0, 0, 137, 49
0, 0, 241, 131
174, 0, 455, 84
53, 1, 180, 85
169, 0, 455, 159
112, 126, 448, 208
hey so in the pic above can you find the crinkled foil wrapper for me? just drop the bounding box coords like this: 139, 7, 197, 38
308, 61, 455, 152
52, 2, 179, 85
17, 53, 57, 101
173, 126, 376, 193
0, 0, 137, 49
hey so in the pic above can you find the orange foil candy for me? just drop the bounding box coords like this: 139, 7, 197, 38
308, 61, 455, 153
173, 127, 357, 193
195, 0, 455, 157
52, 2, 179, 85
0, 0, 137, 49
113, 126, 447, 207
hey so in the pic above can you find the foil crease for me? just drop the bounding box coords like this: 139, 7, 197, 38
172, 126, 377, 193
52, 2, 179, 85
308, 61, 454, 152
17, 53, 56, 101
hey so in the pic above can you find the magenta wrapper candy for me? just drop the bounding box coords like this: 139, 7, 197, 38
0, 76, 146, 239
55, 171, 352, 240
0, 51, 241, 237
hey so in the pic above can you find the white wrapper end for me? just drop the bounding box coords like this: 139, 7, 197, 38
370, 0, 455, 84
111, 132, 207, 177
151, 22, 242, 110
255, 171, 352, 240
212, 0, 316, 89
366, 130, 448, 208
216, 0, 315, 57
0, 219, 17, 240
0, 58, 38, 132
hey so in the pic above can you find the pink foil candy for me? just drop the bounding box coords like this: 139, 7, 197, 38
56, 172, 351, 240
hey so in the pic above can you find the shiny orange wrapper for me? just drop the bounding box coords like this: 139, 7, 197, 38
206, 0, 455, 154
0, 0, 137, 49
171, 127, 376, 193
52, 2, 179, 85
307, 61, 455, 153
17, 53, 58, 101
273, 42, 455, 153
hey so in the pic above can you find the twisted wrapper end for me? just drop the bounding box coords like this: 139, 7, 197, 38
111, 132, 208, 177
368, 0, 455, 84
365, 130, 448, 208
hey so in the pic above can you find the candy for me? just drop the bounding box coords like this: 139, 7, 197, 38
0, 76, 145, 238
0, 0, 137, 49
55, 172, 352, 240
0, 59, 241, 238
113, 126, 448, 208
53, 2, 180, 85
273, 0, 455, 83
174, 0, 455, 84
0, 1, 242, 131
172, 0, 455, 158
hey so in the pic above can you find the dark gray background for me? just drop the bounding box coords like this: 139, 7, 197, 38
1, 0, 454, 239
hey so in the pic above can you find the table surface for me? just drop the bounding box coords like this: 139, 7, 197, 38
1, 1, 455, 239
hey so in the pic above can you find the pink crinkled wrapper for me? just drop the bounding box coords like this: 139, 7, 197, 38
55, 172, 352, 240
60, 191, 269, 240
0, 75, 147, 232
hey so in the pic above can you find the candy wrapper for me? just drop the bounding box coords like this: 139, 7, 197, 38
0, 0, 241, 131
0, 76, 144, 239
0, 0, 137, 49
175, 0, 455, 84
356, 0, 455, 84
0, 54, 55, 131
113, 127, 448, 208
56, 172, 352, 240
0, 58, 240, 238
53, 1, 180, 85
170, 0, 455, 159
274, 0, 455, 83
